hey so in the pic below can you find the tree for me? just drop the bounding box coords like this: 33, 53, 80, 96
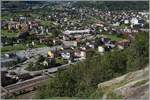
126, 32, 149, 71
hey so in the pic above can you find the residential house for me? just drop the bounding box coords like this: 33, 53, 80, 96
116, 39, 130, 50
62, 40, 77, 48
130, 17, 139, 25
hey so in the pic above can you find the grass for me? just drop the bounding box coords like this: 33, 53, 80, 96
89, 88, 104, 99
1, 43, 47, 53
1, 29, 19, 37
117, 24, 129, 29
1, 44, 26, 53
91, 81, 124, 99
40, 20, 54, 27
101, 80, 127, 92
105, 34, 124, 41
100, 34, 125, 41
2, 11, 24, 20
50, 97, 80, 99
132, 79, 148, 87
98, 80, 127, 99
107, 91, 123, 99
1, 15, 11, 20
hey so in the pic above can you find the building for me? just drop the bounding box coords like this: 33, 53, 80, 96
130, 18, 139, 25
62, 40, 77, 47
98, 46, 105, 53
63, 29, 90, 35
124, 19, 129, 24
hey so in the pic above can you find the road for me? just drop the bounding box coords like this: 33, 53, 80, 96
1, 46, 59, 64
6, 45, 62, 74
16, 45, 62, 58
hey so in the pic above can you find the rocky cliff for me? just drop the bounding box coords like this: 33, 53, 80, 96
98, 67, 149, 99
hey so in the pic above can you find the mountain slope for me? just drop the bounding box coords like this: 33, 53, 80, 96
97, 66, 149, 99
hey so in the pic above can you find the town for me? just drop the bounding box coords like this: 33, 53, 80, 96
1, 1, 149, 99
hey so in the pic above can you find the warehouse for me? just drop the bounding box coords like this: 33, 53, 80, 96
63, 29, 91, 35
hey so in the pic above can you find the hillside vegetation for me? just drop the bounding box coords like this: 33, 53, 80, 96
2, 1, 149, 11
97, 67, 149, 99
36, 31, 149, 99
72, 1, 149, 11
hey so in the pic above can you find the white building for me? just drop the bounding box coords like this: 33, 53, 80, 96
113, 22, 120, 26
74, 51, 86, 59
61, 52, 70, 60
98, 46, 104, 53
63, 29, 90, 35
62, 41, 77, 47
130, 18, 139, 25
124, 20, 129, 24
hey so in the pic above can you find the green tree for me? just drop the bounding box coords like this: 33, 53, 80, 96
126, 32, 149, 71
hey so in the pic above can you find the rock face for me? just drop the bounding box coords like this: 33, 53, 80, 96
98, 67, 149, 99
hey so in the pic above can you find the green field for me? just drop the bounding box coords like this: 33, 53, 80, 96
40, 20, 54, 27
99, 34, 125, 41
1, 44, 47, 53
1, 29, 19, 37
105, 34, 125, 41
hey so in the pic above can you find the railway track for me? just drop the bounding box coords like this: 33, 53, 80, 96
1, 75, 49, 98
1, 61, 81, 98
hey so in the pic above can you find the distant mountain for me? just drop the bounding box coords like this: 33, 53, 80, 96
72, 1, 149, 11
1, 1, 46, 10
1, 1, 149, 11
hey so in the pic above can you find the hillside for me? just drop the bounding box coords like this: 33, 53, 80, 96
2, 1, 149, 11
72, 1, 149, 11
97, 66, 149, 99
12, 66, 149, 99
